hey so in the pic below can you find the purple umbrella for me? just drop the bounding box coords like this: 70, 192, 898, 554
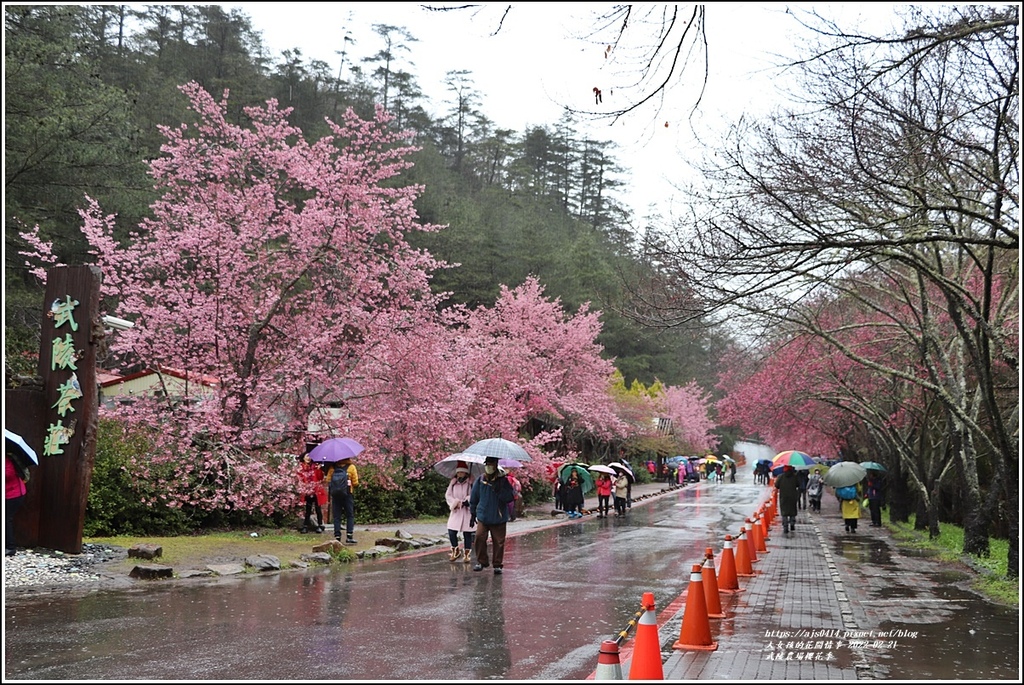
308, 437, 365, 463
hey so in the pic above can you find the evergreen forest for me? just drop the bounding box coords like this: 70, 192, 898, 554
4, 4, 723, 392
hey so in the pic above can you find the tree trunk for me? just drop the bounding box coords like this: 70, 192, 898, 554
888, 463, 912, 524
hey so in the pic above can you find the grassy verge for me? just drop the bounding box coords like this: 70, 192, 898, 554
885, 512, 1018, 607
85, 529, 358, 573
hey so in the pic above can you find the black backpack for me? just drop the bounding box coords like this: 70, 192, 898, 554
330, 465, 350, 497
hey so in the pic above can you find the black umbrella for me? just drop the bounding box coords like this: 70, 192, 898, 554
609, 461, 635, 484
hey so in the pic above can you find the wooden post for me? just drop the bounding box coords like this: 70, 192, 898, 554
16, 266, 103, 553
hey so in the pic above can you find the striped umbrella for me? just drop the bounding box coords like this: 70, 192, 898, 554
771, 450, 816, 475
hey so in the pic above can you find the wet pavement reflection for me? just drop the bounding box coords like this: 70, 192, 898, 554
4, 481, 1019, 681
826, 532, 1019, 681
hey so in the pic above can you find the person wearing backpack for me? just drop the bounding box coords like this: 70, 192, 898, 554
325, 458, 359, 544
806, 471, 824, 512
837, 483, 863, 533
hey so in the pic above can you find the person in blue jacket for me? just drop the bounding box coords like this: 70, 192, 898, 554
469, 456, 515, 574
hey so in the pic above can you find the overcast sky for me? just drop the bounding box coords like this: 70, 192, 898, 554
225, 3, 899, 221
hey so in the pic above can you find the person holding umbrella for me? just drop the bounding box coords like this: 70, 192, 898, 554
613, 470, 630, 517
865, 472, 886, 527
840, 485, 863, 533
445, 461, 476, 563
775, 464, 801, 533
5, 430, 36, 557
561, 468, 585, 519
470, 456, 515, 574
594, 471, 613, 518
324, 457, 359, 544
5, 454, 27, 556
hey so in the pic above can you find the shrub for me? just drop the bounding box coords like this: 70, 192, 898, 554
86, 418, 287, 535
85, 418, 191, 536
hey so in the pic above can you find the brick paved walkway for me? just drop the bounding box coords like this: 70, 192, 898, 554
658, 510, 865, 680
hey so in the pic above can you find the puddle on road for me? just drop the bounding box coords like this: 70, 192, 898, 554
876, 581, 1019, 680
832, 537, 894, 565
830, 535, 1018, 679
876, 584, 916, 600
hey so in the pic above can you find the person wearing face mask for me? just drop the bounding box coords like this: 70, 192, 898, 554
469, 456, 515, 574
445, 462, 476, 563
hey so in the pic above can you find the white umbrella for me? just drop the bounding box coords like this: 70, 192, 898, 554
589, 464, 618, 476
461, 437, 532, 462
822, 461, 867, 488
609, 461, 635, 483
5, 429, 39, 465
434, 453, 523, 479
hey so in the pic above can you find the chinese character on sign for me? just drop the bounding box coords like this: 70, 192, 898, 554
51, 334, 80, 371
44, 420, 75, 456
48, 296, 80, 331
53, 372, 83, 417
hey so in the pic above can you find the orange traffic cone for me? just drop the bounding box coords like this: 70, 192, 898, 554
717, 535, 742, 594
752, 513, 768, 554
672, 564, 719, 651
743, 521, 760, 563
735, 528, 755, 577
760, 506, 772, 540
596, 640, 624, 680
627, 592, 664, 680
701, 548, 725, 618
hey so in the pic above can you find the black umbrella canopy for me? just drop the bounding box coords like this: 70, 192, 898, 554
609, 461, 635, 483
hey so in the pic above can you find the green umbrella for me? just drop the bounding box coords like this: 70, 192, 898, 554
860, 461, 887, 472
558, 463, 594, 494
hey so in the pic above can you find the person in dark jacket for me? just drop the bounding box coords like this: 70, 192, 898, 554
775, 465, 801, 533
469, 457, 515, 574
796, 469, 810, 509
561, 470, 585, 518
865, 473, 885, 526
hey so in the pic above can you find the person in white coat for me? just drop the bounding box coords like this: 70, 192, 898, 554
445, 462, 476, 562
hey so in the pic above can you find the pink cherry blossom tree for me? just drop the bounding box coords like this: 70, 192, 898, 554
656, 381, 719, 454
22, 82, 448, 513
452, 277, 630, 481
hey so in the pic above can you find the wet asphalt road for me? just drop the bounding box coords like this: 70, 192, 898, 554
5, 478, 1019, 681
4, 480, 767, 680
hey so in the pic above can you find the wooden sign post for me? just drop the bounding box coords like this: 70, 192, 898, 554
8, 266, 102, 553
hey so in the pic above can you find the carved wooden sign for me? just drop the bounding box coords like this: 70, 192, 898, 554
9, 266, 102, 553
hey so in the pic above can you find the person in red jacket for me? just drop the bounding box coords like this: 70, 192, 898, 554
297, 452, 327, 533
594, 472, 613, 518
5, 454, 29, 556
